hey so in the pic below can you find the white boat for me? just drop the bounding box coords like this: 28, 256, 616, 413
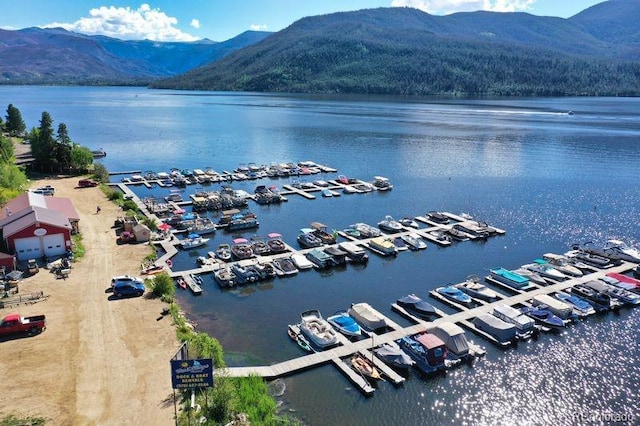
511, 267, 548, 286
602, 239, 640, 262
368, 237, 397, 256
473, 313, 517, 345
541, 253, 583, 277
338, 241, 369, 263
492, 304, 536, 337
291, 253, 314, 270
372, 176, 393, 191
352, 222, 381, 238
326, 311, 362, 338
455, 275, 499, 302
523, 261, 568, 281
377, 215, 403, 233
400, 233, 427, 250
399, 217, 419, 229
348, 302, 388, 332
180, 233, 209, 249
298, 310, 338, 349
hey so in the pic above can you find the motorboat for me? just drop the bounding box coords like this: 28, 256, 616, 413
250, 236, 270, 256
250, 262, 277, 280
310, 222, 337, 245
350, 354, 382, 381
428, 230, 451, 243
374, 344, 415, 371
432, 322, 471, 359
321, 188, 333, 197
230, 238, 254, 260
511, 267, 548, 286
541, 253, 583, 277
368, 237, 397, 256
342, 225, 361, 239
435, 285, 474, 307
605, 272, 640, 291
324, 245, 348, 266
305, 248, 334, 269
372, 176, 393, 191
215, 243, 232, 261
570, 283, 615, 311
565, 249, 619, 269
297, 228, 323, 248
584, 280, 640, 305
531, 294, 574, 320
338, 241, 369, 263
266, 233, 288, 253
488, 268, 533, 291
400, 233, 427, 250
523, 261, 568, 281
520, 306, 566, 330
231, 263, 260, 284
298, 310, 338, 349
602, 239, 640, 262
426, 211, 450, 224
492, 304, 536, 338
377, 215, 403, 234
453, 221, 492, 239
393, 236, 409, 251
473, 313, 517, 345
187, 217, 217, 235
352, 222, 382, 238
291, 253, 314, 270
180, 233, 210, 249
271, 257, 299, 276
214, 266, 236, 288
348, 302, 388, 332
455, 275, 500, 302
396, 332, 448, 374
399, 217, 419, 229
326, 311, 362, 338
446, 225, 470, 241
554, 292, 596, 317
396, 294, 438, 319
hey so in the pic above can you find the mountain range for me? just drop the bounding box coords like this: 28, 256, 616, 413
2, 0, 640, 96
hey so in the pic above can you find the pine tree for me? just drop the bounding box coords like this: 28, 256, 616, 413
5, 104, 26, 136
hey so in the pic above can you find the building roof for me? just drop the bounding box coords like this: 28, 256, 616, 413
2, 207, 71, 239
0, 191, 79, 228
0, 252, 16, 260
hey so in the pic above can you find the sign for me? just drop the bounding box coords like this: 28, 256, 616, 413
170, 358, 214, 389
33, 228, 47, 236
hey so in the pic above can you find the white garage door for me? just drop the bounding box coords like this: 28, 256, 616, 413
14, 237, 42, 261
43, 234, 66, 257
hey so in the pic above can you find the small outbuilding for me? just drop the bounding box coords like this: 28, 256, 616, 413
0, 252, 16, 272
132, 223, 151, 242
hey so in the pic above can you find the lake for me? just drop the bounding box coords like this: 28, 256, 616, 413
2, 86, 639, 425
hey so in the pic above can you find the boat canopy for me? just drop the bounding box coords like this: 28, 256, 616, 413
432, 322, 470, 356
532, 294, 573, 319
267, 233, 283, 239
233, 238, 249, 244
474, 313, 517, 342
311, 222, 328, 230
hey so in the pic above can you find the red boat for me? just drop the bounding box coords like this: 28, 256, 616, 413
176, 277, 187, 290
606, 272, 640, 290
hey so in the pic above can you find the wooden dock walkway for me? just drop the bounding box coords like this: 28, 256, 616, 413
223, 262, 635, 387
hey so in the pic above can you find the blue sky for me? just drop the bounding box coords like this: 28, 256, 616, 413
1, 1, 605, 42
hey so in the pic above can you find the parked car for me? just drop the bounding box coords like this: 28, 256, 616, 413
112, 280, 145, 298
27, 259, 39, 275
0, 313, 46, 336
111, 275, 144, 288
30, 185, 55, 196
78, 179, 99, 188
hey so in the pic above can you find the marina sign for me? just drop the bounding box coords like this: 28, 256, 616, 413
170, 358, 214, 389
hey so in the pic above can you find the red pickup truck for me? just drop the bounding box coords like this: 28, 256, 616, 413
0, 313, 47, 336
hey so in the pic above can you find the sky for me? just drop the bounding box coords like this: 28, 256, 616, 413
0, 0, 606, 42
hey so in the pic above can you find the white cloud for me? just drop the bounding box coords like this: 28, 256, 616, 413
190, 19, 200, 29
249, 23, 268, 32
43, 3, 199, 41
390, 0, 536, 14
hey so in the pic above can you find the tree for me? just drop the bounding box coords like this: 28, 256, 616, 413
70, 144, 93, 171
0, 134, 14, 163
31, 111, 56, 169
5, 104, 26, 136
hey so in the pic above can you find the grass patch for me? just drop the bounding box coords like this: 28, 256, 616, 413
0, 414, 46, 426
71, 233, 85, 259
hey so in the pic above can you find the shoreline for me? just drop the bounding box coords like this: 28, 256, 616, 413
0, 175, 179, 424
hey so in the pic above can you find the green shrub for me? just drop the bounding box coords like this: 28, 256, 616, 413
106, 189, 123, 201
93, 163, 110, 183
122, 199, 138, 212
148, 273, 175, 300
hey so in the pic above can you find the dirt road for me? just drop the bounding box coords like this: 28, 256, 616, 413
0, 177, 178, 425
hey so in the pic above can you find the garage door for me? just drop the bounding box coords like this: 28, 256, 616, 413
43, 234, 66, 258
14, 237, 42, 261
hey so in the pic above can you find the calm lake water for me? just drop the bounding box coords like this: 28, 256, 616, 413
2, 86, 639, 425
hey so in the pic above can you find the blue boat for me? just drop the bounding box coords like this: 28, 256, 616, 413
436, 285, 473, 307
520, 306, 566, 330
489, 268, 532, 290
326, 311, 362, 338
555, 292, 596, 317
